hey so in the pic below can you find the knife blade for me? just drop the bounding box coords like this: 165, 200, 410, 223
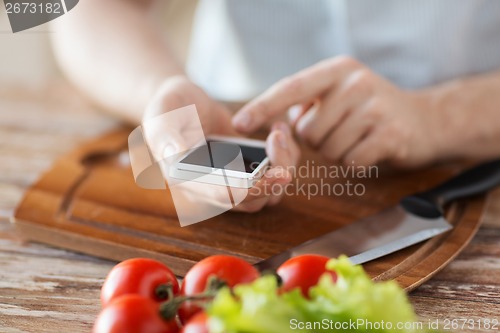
255, 159, 500, 271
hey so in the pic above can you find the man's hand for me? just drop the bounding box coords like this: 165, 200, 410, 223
143, 76, 300, 213
233, 56, 442, 167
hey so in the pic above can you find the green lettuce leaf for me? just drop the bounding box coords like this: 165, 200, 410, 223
207, 256, 431, 333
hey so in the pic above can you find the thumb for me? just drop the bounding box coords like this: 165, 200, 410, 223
265, 125, 297, 183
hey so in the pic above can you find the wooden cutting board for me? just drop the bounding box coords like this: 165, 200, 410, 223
13, 129, 487, 291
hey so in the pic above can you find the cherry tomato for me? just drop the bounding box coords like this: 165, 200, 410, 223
277, 254, 337, 298
181, 312, 209, 333
101, 258, 179, 307
93, 295, 179, 333
179, 255, 259, 323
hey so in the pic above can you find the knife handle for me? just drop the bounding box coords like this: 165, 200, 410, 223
401, 159, 500, 218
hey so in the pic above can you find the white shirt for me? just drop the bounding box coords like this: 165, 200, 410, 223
186, 0, 500, 102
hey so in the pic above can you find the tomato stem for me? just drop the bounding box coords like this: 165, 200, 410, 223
159, 294, 215, 320
155, 283, 175, 301
158, 276, 227, 321
205, 275, 227, 293
159, 298, 182, 320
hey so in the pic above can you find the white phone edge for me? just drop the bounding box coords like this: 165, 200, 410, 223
170, 135, 270, 189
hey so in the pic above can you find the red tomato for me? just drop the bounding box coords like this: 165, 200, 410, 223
93, 295, 179, 333
277, 254, 337, 298
178, 255, 259, 323
181, 312, 209, 333
101, 258, 179, 307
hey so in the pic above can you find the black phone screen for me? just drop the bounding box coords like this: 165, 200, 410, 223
179, 140, 267, 173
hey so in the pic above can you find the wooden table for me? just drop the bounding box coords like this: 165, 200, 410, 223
0, 82, 499, 333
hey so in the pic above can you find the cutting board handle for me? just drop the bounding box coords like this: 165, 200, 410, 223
401, 159, 500, 218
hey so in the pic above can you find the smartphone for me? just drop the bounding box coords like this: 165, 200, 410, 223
169, 135, 270, 188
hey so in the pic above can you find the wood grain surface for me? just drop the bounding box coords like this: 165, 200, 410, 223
0, 82, 499, 333
12, 128, 489, 293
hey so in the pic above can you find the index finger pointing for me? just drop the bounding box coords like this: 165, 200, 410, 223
232, 56, 361, 133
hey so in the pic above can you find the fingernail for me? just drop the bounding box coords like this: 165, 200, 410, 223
271, 122, 288, 133
277, 132, 288, 149
276, 122, 290, 135
288, 104, 302, 123
233, 112, 252, 129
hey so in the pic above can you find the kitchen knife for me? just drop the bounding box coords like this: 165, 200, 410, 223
255, 159, 500, 270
